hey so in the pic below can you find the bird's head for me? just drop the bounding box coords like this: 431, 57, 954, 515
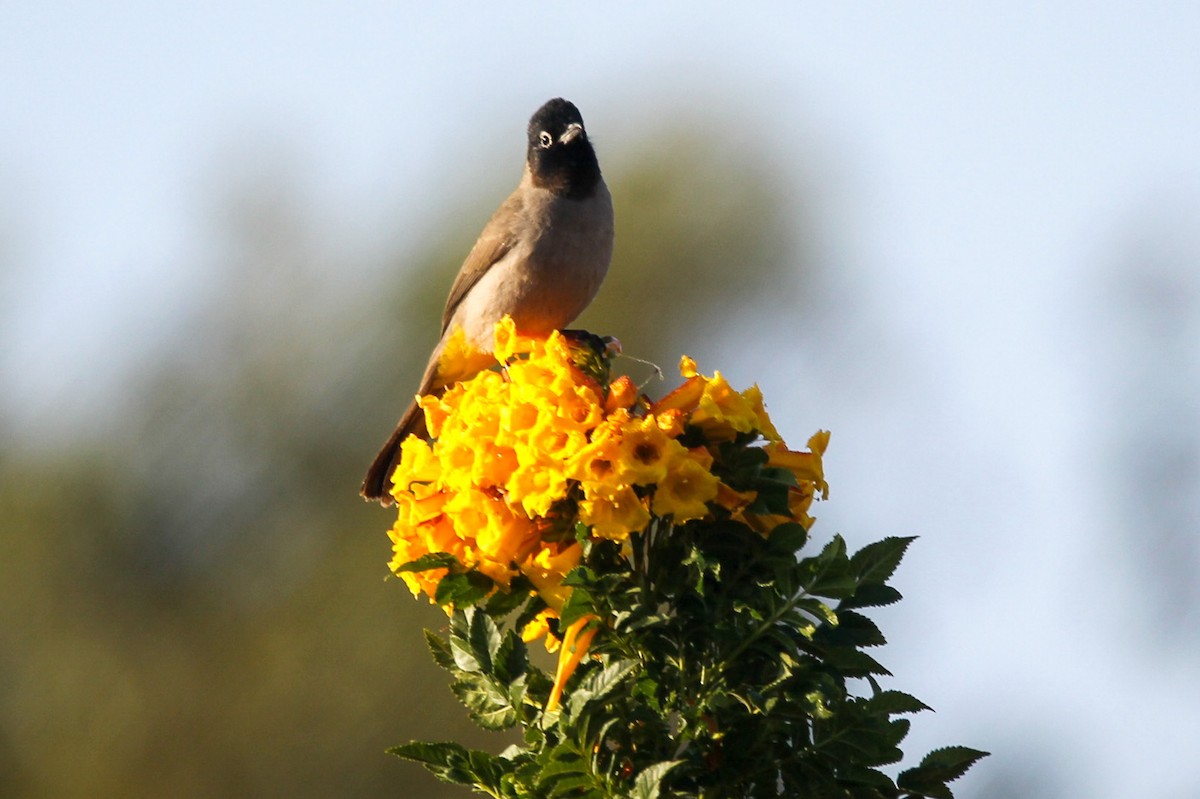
526, 98, 602, 199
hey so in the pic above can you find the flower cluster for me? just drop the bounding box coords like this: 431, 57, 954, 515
385, 321, 988, 797
387, 318, 828, 638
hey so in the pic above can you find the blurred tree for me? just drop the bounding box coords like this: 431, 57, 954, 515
1100, 201, 1200, 646
0, 119, 823, 797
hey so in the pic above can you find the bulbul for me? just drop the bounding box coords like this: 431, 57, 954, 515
361, 98, 614, 504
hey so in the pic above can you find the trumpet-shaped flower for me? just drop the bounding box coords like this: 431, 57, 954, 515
383, 315, 831, 708
652, 453, 720, 521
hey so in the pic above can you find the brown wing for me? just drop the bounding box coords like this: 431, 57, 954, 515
440, 189, 524, 333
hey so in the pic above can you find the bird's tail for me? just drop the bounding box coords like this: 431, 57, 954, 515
361, 352, 443, 505
360, 398, 428, 504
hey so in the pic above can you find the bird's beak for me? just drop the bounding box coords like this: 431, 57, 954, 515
559, 123, 583, 144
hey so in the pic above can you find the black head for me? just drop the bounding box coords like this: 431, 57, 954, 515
525, 98, 602, 199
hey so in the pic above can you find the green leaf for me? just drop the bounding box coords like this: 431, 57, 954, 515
572, 660, 637, 711
561, 657, 638, 719
448, 611, 484, 672
840, 583, 903, 610
435, 571, 494, 608
794, 596, 839, 627
748, 478, 792, 515
767, 521, 809, 554
468, 609, 502, 673
850, 536, 916, 585
451, 672, 518, 730
483, 576, 534, 617
630, 760, 683, 799
867, 690, 932, 716
537, 742, 592, 787
836, 764, 897, 790
561, 565, 599, 587
423, 629, 456, 671
821, 646, 893, 677
898, 746, 990, 797
802, 535, 858, 598
818, 609, 887, 648
393, 551, 460, 573
388, 741, 506, 791
493, 630, 528, 686
558, 585, 597, 627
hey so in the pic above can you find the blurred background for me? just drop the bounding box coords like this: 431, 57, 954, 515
3, 3, 1199, 797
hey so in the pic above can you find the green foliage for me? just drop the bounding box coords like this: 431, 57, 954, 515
392, 525, 986, 797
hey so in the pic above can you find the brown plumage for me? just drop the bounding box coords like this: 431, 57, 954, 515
361, 98, 614, 504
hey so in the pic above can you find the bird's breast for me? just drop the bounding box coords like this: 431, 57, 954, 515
452, 182, 613, 349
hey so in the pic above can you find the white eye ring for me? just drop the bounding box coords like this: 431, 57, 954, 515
538, 131, 553, 148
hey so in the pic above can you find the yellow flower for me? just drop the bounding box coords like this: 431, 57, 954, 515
437, 325, 496, 386
491, 316, 527, 362
741, 384, 782, 442
732, 431, 830, 535
547, 614, 599, 712
579, 485, 651, 541
384, 317, 830, 667
507, 461, 570, 518
519, 543, 583, 612
765, 430, 830, 498
652, 454, 720, 521
473, 444, 519, 490
605, 375, 638, 413
555, 384, 605, 431
565, 415, 628, 501
693, 370, 759, 440
655, 409, 687, 438
521, 608, 562, 652
616, 413, 688, 485
715, 482, 758, 514
651, 374, 705, 416
479, 500, 539, 570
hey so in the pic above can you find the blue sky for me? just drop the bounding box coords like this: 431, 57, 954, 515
4, 3, 1200, 795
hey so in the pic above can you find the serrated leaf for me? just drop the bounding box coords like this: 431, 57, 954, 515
868, 690, 932, 716
767, 522, 809, 554
898, 746, 990, 795
423, 629, 457, 670
821, 646, 893, 677
630, 760, 683, 799
452, 673, 518, 730
435, 571, 494, 608
559, 586, 597, 627
840, 583, 903, 610
546, 774, 602, 797
483, 579, 534, 617
448, 611, 484, 673
561, 565, 599, 587
565, 661, 634, 721
794, 596, 839, 626
575, 660, 637, 708
818, 609, 887, 648
836, 764, 897, 789
393, 551, 460, 573
468, 608, 501, 674
388, 741, 505, 790
801, 535, 857, 598
493, 630, 528, 686
749, 479, 792, 515
388, 739, 468, 767
537, 744, 591, 782
850, 536, 916, 585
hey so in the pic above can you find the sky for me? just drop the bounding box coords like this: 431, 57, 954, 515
4, 2, 1200, 796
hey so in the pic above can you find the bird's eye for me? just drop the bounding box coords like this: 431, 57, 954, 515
538, 131, 553, 148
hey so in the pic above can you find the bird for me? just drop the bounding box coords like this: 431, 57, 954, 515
361, 98, 614, 504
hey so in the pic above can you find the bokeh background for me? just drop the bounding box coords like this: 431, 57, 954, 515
3, 3, 1199, 797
